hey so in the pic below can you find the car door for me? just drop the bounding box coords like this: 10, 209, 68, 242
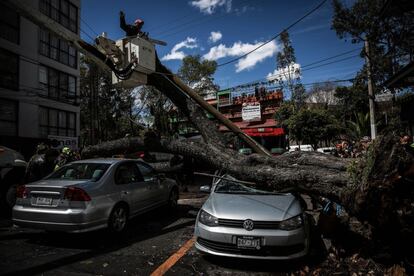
114, 162, 148, 215
136, 162, 166, 205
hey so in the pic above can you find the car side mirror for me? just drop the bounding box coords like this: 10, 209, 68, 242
200, 185, 211, 193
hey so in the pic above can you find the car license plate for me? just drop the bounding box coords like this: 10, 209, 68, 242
36, 197, 53, 206
237, 236, 261, 249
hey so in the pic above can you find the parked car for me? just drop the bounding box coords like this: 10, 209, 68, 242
0, 146, 27, 212
288, 145, 313, 152
238, 148, 252, 155
13, 158, 179, 233
270, 147, 286, 156
316, 147, 335, 154
195, 175, 310, 260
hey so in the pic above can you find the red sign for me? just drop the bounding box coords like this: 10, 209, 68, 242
242, 127, 284, 137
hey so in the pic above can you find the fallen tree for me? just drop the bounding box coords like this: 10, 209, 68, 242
83, 56, 414, 258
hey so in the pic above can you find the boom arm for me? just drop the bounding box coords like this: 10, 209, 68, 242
8, 0, 271, 156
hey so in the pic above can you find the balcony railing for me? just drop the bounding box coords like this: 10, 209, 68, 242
218, 91, 283, 107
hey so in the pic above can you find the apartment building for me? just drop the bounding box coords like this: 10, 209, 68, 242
0, 0, 80, 157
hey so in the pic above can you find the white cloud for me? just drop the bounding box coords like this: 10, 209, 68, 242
190, 0, 232, 14
208, 31, 222, 43
203, 40, 278, 72
161, 37, 198, 61
266, 62, 301, 81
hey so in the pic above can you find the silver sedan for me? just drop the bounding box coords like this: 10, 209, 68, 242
13, 159, 179, 233
194, 176, 310, 260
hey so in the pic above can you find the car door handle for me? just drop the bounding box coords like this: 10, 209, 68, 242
122, 191, 129, 195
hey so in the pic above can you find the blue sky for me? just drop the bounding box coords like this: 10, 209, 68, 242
81, 0, 363, 91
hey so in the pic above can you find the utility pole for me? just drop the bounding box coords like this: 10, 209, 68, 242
364, 38, 377, 140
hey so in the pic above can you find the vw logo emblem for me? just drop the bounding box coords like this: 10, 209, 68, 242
243, 219, 254, 231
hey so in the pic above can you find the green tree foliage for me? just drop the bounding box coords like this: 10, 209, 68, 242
274, 101, 295, 128
177, 55, 219, 95
80, 56, 142, 146
138, 86, 174, 137
275, 30, 304, 108
287, 108, 340, 150
332, 0, 414, 85
347, 112, 370, 140
334, 86, 369, 122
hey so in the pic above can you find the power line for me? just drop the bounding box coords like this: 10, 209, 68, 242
80, 28, 96, 43
151, 0, 256, 38
216, 0, 328, 68
152, 50, 360, 91
80, 17, 99, 37
301, 54, 360, 72
301, 48, 361, 69
229, 51, 361, 88
301, 78, 355, 87
153, 12, 226, 37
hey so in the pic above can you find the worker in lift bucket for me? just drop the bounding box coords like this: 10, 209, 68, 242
119, 11, 147, 38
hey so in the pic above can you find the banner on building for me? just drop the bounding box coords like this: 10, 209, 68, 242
375, 92, 393, 102
242, 104, 261, 121
48, 135, 78, 150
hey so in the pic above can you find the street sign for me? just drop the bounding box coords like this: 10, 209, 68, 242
242, 104, 261, 121
375, 92, 393, 102
48, 135, 78, 150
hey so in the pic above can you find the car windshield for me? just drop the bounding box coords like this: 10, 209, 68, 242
47, 163, 110, 181
214, 178, 281, 195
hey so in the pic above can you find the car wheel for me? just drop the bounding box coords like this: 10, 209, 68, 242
168, 188, 178, 210
108, 205, 128, 233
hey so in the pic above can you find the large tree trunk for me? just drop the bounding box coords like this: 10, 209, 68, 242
82, 55, 414, 255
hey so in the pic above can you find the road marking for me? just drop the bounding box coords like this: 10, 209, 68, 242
150, 236, 195, 276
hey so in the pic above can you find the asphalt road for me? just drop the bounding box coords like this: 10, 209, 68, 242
0, 195, 321, 276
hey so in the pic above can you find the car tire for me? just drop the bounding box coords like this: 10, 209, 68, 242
108, 204, 128, 233
167, 188, 179, 210
5, 183, 18, 209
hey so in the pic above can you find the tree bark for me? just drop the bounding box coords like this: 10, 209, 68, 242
82, 55, 414, 251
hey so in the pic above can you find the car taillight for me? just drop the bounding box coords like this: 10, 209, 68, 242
64, 187, 91, 201
16, 185, 28, 199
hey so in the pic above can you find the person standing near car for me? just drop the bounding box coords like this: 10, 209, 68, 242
55, 147, 78, 170
25, 143, 51, 182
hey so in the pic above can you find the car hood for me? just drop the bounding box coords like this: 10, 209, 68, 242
202, 193, 302, 221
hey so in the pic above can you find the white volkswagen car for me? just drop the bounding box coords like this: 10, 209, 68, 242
194, 175, 310, 260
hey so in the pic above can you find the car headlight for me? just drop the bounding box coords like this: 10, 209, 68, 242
279, 215, 303, 230
198, 209, 219, 227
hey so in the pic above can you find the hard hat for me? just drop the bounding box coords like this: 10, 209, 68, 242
62, 147, 71, 154
134, 19, 144, 25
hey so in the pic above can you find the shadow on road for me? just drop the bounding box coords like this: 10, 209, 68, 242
1, 204, 199, 276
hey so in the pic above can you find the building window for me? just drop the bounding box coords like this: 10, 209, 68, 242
38, 65, 77, 103
0, 98, 18, 136
38, 66, 48, 96
39, 106, 76, 137
69, 46, 77, 68
0, 48, 19, 90
39, 29, 77, 69
0, 3, 19, 44
68, 76, 76, 98
39, 0, 78, 34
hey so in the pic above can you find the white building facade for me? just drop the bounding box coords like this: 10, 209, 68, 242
0, 0, 80, 157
